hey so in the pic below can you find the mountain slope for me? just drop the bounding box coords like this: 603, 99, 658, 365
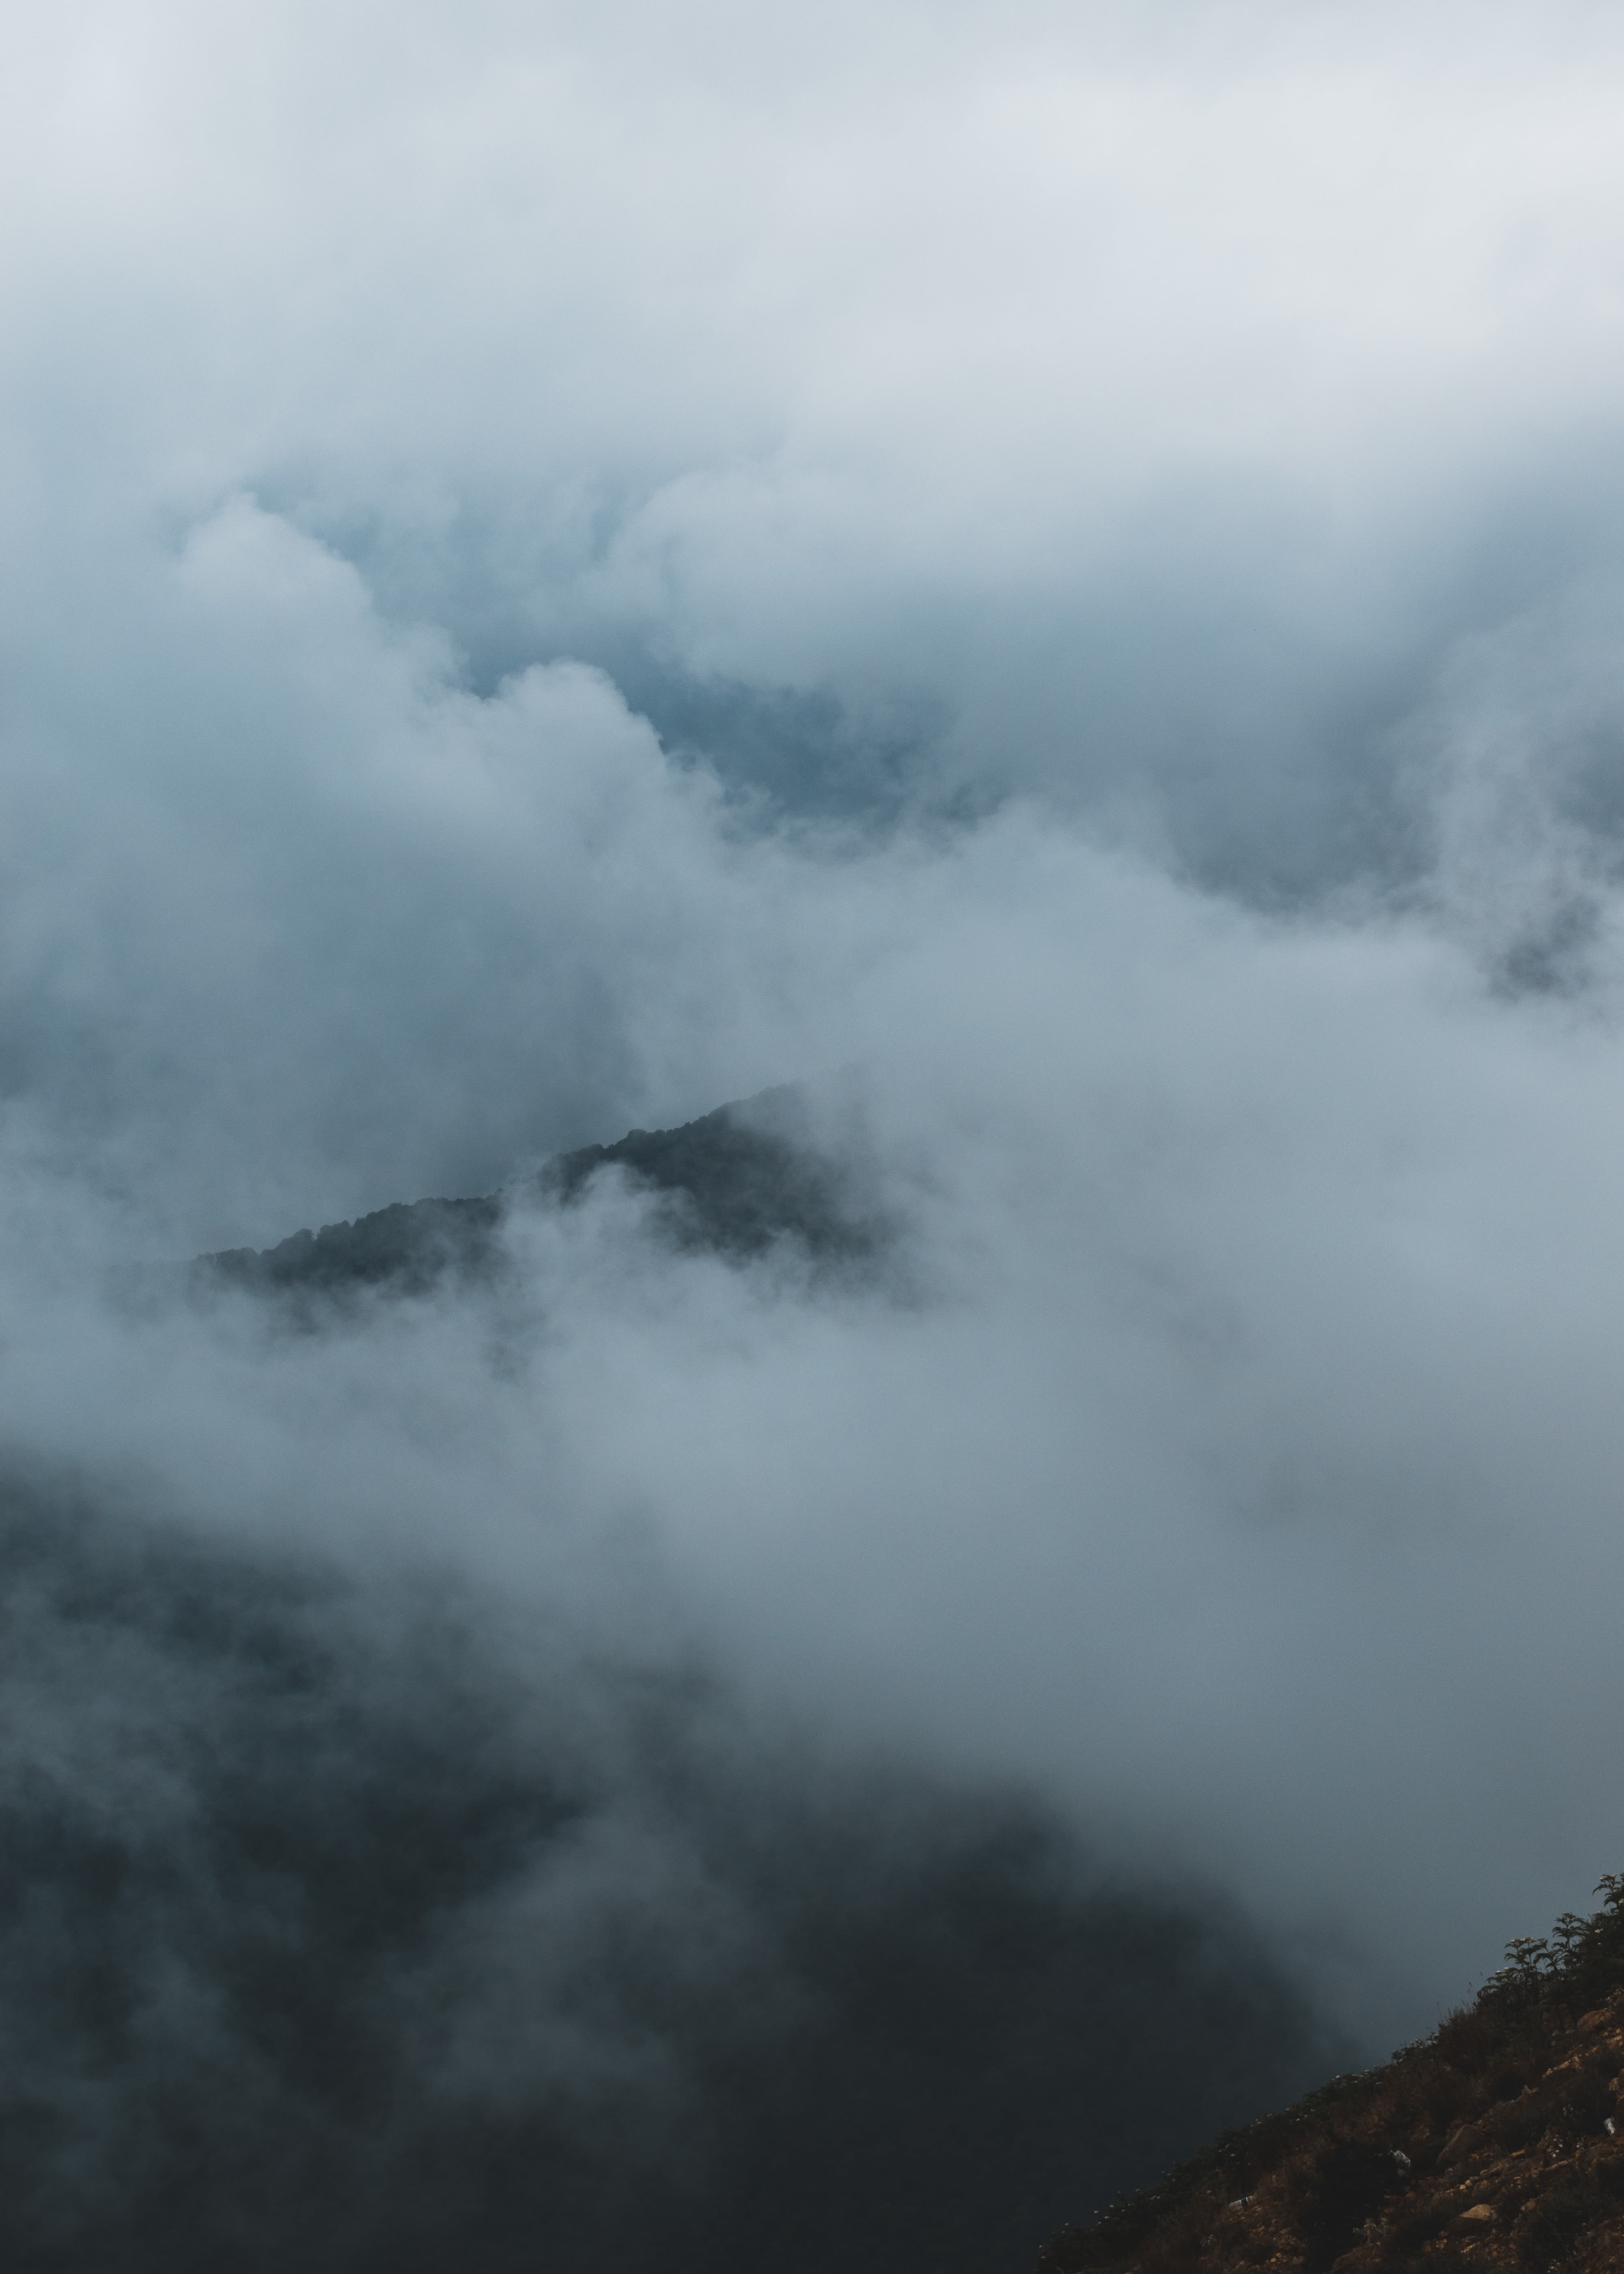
194, 1088, 880, 1298
1034, 1881, 1624, 2273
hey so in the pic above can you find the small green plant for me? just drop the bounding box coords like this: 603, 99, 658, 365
1484, 1876, 1624, 2010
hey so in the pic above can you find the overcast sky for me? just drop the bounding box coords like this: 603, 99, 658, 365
6, 0, 1624, 2095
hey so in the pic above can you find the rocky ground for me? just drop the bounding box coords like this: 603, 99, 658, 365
1034, 1882, 1624, 2273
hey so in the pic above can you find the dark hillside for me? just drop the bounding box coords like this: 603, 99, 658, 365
203, 1193, 503, 1297
543, 1089, 881, 1262
1036, 1881, 1624, 2274
0, 1485, 1348, 2274
195, 1089, 879, 1301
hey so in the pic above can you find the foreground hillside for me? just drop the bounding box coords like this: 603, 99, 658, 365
1037, 1881, 1624, 2273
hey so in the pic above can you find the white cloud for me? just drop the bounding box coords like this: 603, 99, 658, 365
5, 0, 1624, 2071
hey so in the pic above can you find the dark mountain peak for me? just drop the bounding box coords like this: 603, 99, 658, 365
193, 1087, 883, 1301
540, 1087, 877, 1260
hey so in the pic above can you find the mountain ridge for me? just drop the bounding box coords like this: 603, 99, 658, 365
192, 1087, 881, 1298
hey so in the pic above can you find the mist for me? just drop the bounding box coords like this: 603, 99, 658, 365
4, 2, 1624, 2265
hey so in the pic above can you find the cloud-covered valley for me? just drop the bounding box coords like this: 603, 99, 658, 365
5, 3, 1624, 2264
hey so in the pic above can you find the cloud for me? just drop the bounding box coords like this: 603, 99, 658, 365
6, 2, 1624, 2259
10, 0, 1624, 867
5, 595, 1624, 2054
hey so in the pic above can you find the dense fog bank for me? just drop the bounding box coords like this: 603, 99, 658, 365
0, 1479, 1343, 2274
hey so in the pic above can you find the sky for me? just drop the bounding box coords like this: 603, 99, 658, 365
5, 2, 1624, 2261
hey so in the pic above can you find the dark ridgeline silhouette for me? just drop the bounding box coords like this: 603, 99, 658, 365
195, 1089, 882, 1301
